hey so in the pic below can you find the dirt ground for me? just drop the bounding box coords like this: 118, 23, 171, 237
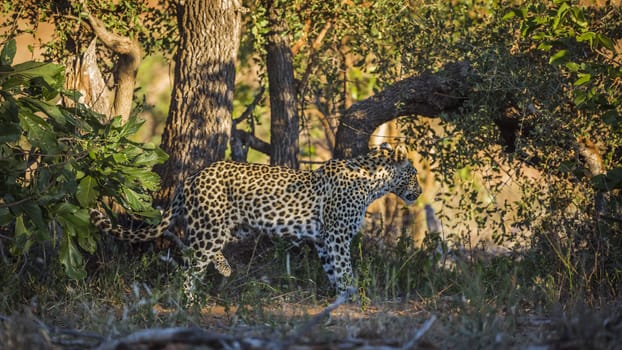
170, 299, 555, 349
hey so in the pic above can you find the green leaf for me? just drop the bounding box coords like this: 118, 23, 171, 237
502, 11, 515, 21
573, 73, 591, 86
0, 93, 19, 118
0, 122, 21, 143
0, 208, 12, 226
597, 34, 615, 51
60, 235, 86, 280
54, 202, 81, 216
76, 176, 99, 207
0, 39, 16, 66
123, 118, 145, 138
133, 148, 168, 166
576, 31, 595, 44
18, 110, 59, 154
137, 206, 161, 219
120, 144, 143, 160
565, 62, 579, 72
122, 187, 149, 211
13, 214, 32, 253
549, 50, 568, 65
134, 171, 161, 191
570, 7, 588, 29
75, 210, 97, 253
112, 152, 129, 164
55, 204, 96, 253
77, 231, 97, 253
21, 200, 48, 241
553, 2, 570, 30
21, 97, 66, 125
7, 61, 64, 88
55, 203, 90, 231
573, 90, 587, 106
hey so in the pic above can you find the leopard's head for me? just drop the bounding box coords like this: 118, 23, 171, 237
379, 143, 422, 205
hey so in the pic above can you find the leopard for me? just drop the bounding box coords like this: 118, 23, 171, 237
90, 143, 422, 299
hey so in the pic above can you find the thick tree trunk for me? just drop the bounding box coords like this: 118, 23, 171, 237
155, 0, 242, 205
265, 0, 299, 168
333, 61, 470, 158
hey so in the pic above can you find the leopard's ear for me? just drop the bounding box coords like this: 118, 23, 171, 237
393, 144, 408, 163
379, 142, 393, 151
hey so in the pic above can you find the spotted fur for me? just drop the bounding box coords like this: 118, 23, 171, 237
90, 143, 421, 298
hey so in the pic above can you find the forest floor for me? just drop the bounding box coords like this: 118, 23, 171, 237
188, 298, 551, 349
2, 238, 620, 349
4, 291, 613, 350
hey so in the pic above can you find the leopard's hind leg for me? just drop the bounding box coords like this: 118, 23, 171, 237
314, 239, 337, 288
182, 228, 233, 303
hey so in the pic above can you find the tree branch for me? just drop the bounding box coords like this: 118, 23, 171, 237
333, 61, 470, 158
232, 129, 271, 156
84, 13, 138, 56
233, 86, 264, 125
231, 87, 268, 161
81, 11, 142, 122
94, 327, 244, 350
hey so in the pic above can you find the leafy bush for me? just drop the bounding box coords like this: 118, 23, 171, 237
401, 1, 621, 301
515, 1, 621, 300
0, 39, 167, 279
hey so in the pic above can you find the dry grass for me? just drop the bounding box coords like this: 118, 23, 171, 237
1, 235, 620, 349
3, 292, 621, 349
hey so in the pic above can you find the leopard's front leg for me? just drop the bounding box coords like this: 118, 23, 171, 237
324, 230, 356, 297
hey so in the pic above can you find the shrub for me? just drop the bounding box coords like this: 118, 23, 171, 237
0, 39, 167, 280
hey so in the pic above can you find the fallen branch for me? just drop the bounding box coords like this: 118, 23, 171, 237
401, 315, 437, 350
94, 327, 259, 350
281, 286, 356, 348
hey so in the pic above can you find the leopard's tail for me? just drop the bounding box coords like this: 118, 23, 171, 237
90, 187, 184, 243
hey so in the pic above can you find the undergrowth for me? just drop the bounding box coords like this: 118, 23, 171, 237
2, 225, 621, 349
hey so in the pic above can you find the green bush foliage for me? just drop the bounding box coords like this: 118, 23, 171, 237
400, 1, 621, 301
0, 39, 167, 280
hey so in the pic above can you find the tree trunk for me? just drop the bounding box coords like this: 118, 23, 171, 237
265, 0, 299, 168
333, 61, 470, 158
155, 0, 242, 205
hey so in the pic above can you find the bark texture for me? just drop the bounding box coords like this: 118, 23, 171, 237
333, 61, 470, 158
65, 39, 111, 115
265, 0, 299, 168
155, 0, 242, 205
